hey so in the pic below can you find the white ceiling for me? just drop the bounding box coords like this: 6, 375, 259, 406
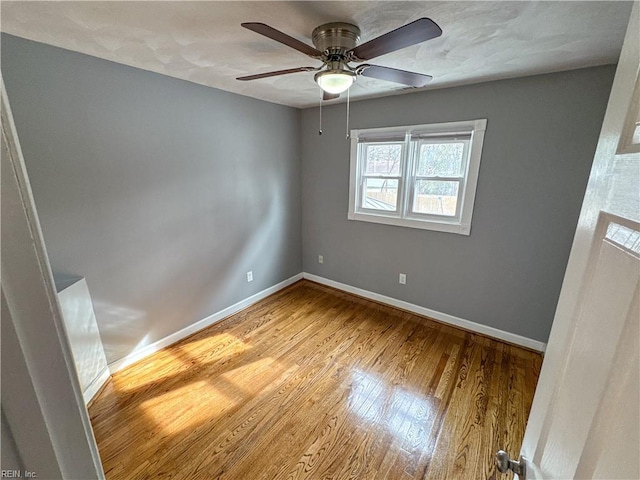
0, 1, 632, 108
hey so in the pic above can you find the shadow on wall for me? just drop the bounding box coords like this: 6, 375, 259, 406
83, 178, 288, 365
0, 33, 301, 369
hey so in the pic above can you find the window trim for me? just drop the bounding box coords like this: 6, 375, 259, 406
348, 119, 487, 235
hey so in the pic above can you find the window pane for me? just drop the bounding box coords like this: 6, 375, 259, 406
412, 180, 459, 216
363, 178, 399, 211
365, 144, 402, 175
417, 143, 464, 176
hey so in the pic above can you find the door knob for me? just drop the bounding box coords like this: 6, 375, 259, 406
496, 450, 526, 477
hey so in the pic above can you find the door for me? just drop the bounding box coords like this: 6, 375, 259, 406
520, 214, 639, 480
497, 4, 640, 479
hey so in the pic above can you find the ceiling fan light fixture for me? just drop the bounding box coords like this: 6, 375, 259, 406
315, 69, 355, 94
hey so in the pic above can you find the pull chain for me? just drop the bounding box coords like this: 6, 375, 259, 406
318, 92, 323, 136
345, 88, 350, 140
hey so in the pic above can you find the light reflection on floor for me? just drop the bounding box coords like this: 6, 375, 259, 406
348, 369, 435, 442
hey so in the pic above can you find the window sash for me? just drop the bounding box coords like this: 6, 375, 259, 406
405, 138, 470, 220
359, 176, 403, 215
413, 138, 470, 178
408, 178, 463, 219
361, 141, 405, 175
357, 138, 409, 215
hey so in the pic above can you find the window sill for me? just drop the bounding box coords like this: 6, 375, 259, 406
347, 211, 471, 235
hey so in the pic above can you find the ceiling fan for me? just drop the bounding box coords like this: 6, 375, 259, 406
237, 18, 443, 100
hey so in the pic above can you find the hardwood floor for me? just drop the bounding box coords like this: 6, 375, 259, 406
89, 280, 542, 479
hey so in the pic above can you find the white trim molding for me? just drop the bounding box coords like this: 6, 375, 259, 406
108, 269, 545, 374
83, 367, 111, 405
108, 273, 303, 372
303, 272, 546, 352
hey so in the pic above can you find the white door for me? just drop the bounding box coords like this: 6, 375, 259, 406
520, 214, 639, 480
499, 5, 640, 479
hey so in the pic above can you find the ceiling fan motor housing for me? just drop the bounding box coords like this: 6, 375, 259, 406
312, 22, 361, 54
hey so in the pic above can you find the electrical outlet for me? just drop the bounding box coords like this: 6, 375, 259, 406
399, 273, 406, 285
318, 255, 324, 264
247, 271, 253, 282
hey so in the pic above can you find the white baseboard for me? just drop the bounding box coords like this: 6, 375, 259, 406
83, 366, 111, 405
107, 271, 543, 373
108, 273, 303, 372
303, 273, 546, 352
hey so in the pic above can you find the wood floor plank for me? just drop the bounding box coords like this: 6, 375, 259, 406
89, 280, 542, 479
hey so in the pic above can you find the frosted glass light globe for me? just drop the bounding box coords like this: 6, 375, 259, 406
315, 70, 355, 94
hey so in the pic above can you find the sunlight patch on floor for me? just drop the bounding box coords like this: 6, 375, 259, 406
114, 333, 251, 392
173, 332, 248, 360
140, 356, 285, 434
141, 380, 237, 433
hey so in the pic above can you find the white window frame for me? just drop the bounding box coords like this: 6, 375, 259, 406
348, 119, 487, 235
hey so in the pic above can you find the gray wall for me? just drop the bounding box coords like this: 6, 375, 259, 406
2, 32, 614, 349
2, 34, 302, 363
301, 66, 615, 343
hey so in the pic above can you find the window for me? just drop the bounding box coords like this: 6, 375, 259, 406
348, 119, 487, 235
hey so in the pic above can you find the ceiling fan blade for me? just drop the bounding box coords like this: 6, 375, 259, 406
242, 23, 323, 59
237, 67, 316, 81
323, 91, 340, 101
348, 18, 442, 61
359, 65, 432, 87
